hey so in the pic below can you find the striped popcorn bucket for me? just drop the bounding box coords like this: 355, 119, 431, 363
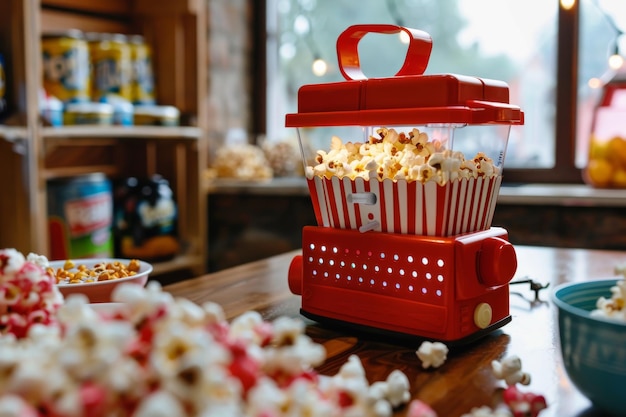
306, 175, 502, 236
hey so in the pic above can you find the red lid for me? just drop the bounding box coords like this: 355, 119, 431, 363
285, 24, 524, 127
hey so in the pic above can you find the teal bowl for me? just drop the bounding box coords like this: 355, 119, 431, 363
552, 279, 626, 416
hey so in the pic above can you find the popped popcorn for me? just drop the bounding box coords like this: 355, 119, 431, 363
502, 385, 547, 417
491, 355, 531, 386
591, 273, 626, 321
0, 280, 413, 417
416, 341, 449, 369
0, 248, 63, 339
307, 128, 499, 185
406, 399, 438, 417
210, 143, 273, 180
461, 405, 513, 417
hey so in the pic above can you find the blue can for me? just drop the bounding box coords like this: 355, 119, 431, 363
47, 173, 113, 260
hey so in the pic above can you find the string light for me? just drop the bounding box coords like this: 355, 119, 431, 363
312, 56, 328, 76
386, 0, 410, 44
560, 0, 576, 10
608, 50, 624, 70
591, 0, 624, 69
293, 3, 329, 77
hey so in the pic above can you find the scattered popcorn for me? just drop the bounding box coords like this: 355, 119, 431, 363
416, 341, 449, 369
491, 355, 531, 386
502, 385, 547, 417
407, 399, 438, 417
0, 280, 414, 417
307, 128, 499, 185
461, 405, 513, 417
0, 248, 63, 339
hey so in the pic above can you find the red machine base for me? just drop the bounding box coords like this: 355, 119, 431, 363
289, 226, 518, 345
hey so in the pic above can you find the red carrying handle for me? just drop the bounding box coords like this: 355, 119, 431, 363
336, 24, 433, 81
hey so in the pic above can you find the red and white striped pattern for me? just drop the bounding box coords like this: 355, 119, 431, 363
306, 175, 502, 236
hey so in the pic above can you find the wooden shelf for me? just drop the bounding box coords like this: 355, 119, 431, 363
0, 0, 208, 279
42, 125, 203, 139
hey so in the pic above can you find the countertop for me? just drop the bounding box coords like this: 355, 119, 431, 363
163, 242, 626, 417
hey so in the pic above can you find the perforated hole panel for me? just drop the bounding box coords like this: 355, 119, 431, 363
302, 226, 456, 306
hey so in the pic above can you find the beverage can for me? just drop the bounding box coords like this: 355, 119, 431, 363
41, 29, 90, 103
128, 35, 156, 105
89, 33, 133, 102
47, 173, 114, 260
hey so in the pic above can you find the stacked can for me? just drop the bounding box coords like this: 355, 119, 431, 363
87, 32, 133, 102
129, 35, 156, 105
41, 29, 91, 103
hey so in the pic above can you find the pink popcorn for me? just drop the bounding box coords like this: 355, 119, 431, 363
407, 399, 437, 417
0, 249, 63, 339
502, 385, 547, 417
0, 278, 418, 417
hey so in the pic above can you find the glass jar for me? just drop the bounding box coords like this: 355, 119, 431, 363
584, 66, 626, 188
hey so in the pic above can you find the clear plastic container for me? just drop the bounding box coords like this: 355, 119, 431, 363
584, 66, 626, 188
286, 25, 523, 236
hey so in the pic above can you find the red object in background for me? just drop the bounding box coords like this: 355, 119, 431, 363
289, 226, 516, 345
48, 219, 69, 261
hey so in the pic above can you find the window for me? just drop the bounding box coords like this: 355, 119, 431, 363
265, 0, 624, 184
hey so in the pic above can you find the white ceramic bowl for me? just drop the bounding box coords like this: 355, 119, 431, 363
50, 258, 152, 303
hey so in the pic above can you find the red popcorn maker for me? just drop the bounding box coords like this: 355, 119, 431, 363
286, 24, 524, 345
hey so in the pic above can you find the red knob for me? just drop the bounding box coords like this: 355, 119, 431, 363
478, 237, 517, 287
288, 255, 303, 295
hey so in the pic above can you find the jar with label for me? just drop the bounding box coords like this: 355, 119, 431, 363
41, 29, 90, 103
88, 32, 133, 102
584, 65, 626, 188
113, 175, 180, 261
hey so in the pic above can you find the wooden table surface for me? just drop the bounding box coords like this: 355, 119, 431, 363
163, 245, 626, 417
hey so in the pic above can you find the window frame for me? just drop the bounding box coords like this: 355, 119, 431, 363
255, 0, 585, 185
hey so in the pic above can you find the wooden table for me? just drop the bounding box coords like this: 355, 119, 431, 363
163, 245, 626, 417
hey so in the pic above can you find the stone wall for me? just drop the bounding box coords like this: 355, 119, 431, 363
205, 0, 254, 156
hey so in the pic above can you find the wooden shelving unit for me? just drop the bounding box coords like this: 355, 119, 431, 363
0, 0, 208, 277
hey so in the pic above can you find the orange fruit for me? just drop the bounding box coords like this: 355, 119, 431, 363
612, 168, 626, 188
607, 136, 626, 167
585, 158, 613, 187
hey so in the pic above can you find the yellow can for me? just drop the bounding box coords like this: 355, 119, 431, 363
129, 35, 156, 105
89, 33, 132, 102
41, 29, 90, 102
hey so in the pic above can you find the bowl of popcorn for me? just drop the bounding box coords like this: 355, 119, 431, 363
552, 277, 626, 416
48, 257, 152, 303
